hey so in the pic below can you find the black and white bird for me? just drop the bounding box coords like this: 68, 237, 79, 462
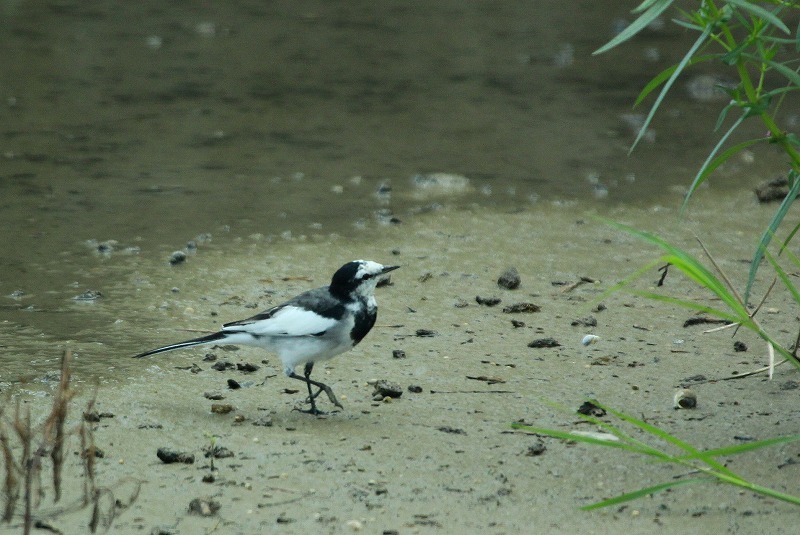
134, 260, 399, 414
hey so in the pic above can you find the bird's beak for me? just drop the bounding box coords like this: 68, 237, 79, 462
381, 265, 400, 274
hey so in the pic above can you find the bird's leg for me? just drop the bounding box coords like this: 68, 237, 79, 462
288, 362, 343, 414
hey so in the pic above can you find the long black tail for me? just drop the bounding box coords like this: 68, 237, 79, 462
133, 331, 228, 359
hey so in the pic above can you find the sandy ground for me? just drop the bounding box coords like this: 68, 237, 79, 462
5, 193, 800, 535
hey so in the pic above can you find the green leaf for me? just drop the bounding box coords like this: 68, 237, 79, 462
743, 171, 800, 305
765, 251, 800, 322
727, 0, 791, 34
634, 54, 717, 108
676, 434, 800, 460
764, 58, 800, 88
581, 478, 710, 510
510, 424, 637, 452
681, 112, 755, 212
682, 136, 766, 208
594, 0, 674, 55
629, 24, 714, 152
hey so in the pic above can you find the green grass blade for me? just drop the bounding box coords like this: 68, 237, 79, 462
682, 136, 767, 213
593, 0, 674, 55
510, 424, 642, 452
597, 402, 735, 476
765, 252, 800, 323
743, 173, 800, 305
601, 220, 749, 319
676, 434, 800, 461
752, 56, 800, 87
631, 291, 751, 326
681, 112, 750, 212
628, 24, 713, 152
711, 471, 800, 506
581, 478, 710, 510
726, 0, 791, 34
633, 54, 717, 108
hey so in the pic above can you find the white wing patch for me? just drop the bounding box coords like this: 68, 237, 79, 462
222, 305, 338, 337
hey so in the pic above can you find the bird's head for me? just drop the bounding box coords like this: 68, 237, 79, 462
330, 260, 399, 298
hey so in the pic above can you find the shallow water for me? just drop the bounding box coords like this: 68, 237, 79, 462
0, 1, 796, 382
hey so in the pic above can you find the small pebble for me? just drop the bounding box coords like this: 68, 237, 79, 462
525, 441, 546, 456
572, 316, 597, 327
503, 303, 541, 314
528, 337, 560, 348
73, 290, 102, 301
211, 403, 235, 414
392, 349, 406, 359
188, 497, 220, 517
169, 251, 187, 265
371, 380, 403, 400
581, 334, 600, 346
157, 448, 195, 464
497, 267, 521, 289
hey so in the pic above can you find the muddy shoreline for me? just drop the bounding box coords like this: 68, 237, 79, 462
5, 193, 800, 534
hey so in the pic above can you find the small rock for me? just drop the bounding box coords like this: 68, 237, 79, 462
502, 303, 541, 314
779, 380, 799, 391
524, 441, 546, 456
571, 316, 597, 327
236, 362, 260, 373
392, 349, 407, 359
252, 415, 274, 427
497, 267, 521, 289
755, 175, 795, 203
210, 403, 234, 414
372, 380, 403, 400
407, 385, 423, 393
227, 379, 241, 389
415, 329, 436, 337
188, 497, 220, 516
437, 426, 466, 435
211, 360, 235, 371
476, 296, 502, 306
581, 334, 600, 346
169, 251, 187, 265
204, 391, 224, 400
528, 337, 560, 348
157, 448, 195, 464
592, 303, 607, 313
83, 410, 113, 422
345, 519, 363, 531
733, 341, 747, 352
205, 446, 234, 459
82, 446, 105, 459
577, 401, 606, 417
511, 319, 526, 328
73, 290, 102, 301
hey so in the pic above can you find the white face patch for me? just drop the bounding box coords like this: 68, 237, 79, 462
354, 260, 384, 280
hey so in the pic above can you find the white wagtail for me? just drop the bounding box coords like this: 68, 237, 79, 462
134, 260, 399, 414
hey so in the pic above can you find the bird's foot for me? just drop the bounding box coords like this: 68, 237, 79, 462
305, 385, 343, 409
294, 405, 328, 416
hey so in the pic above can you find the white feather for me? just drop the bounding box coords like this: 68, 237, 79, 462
222, 305, 338, 338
